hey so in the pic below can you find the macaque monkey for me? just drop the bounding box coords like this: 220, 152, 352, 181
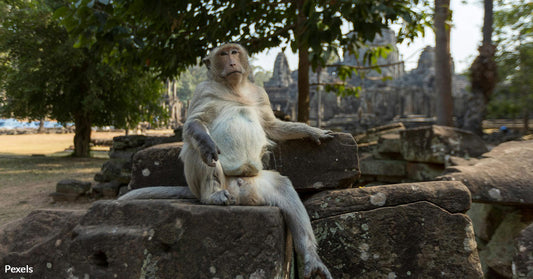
122, 43, 332, 279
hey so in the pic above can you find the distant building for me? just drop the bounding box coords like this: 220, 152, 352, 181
263, 29, 471, 134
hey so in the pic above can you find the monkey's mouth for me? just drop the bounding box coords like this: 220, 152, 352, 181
227, 70, 242, 76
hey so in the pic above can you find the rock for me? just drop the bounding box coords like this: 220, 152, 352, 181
0, 201, 290, 279
305, 181, 472, 220
305, 181, 482, 278
93, 180, 122, 197
56, 179, 91, 195
0, 209, 86, 274
439, 140, 533, 205
129, 142, 187, 189
514, 223, 533, 279
374, 133, 401, 157
479, 210, 528, 278
312, 201, 483, 278
50, 192, 80, 202
94, 160, 122, 183
129, 133, 360, 192
359, 155, 406, 177
267, 132, 360, 191
400, 125, 488, 164
406, 162, 444, 181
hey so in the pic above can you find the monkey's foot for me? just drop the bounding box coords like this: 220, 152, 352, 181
205, 189, 236, 205
304, 258, 332, 279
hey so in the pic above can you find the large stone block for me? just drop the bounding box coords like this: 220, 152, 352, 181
129, 142, 187, 189
439, 140, 533, 205
0, 201, 290, 279
359, 156, 406, 177
267, 132, 360, 191
400, 125, 488, 164
514, 223, 533, 279
129, 133, 360, 192
305, 181, 483, 278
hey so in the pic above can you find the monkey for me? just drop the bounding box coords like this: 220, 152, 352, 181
121, 43, 333, 279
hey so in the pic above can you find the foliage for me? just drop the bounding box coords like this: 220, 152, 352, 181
57, 0, 430, 85
0, 0, 167, 156
487, 1, 532, 120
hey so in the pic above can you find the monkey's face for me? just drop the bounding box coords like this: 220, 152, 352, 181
206, 44, 250, 87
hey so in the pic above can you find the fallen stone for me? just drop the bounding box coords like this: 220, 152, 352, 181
56, 179, 91, 195
92, 180, 122, 197
0, 209, 86, 268
400, 125, 488, 164
514, 223, 533, 279
438, 140, 533, 205
305, 180, 472, 220
0, 200, 290, 279
306, 181, 482, 278
406, 161, 444, 181
50, 192, 80, 202
312, 201, 483, 278
478, 210, 528, 278
129, 142, 187, 189
359, 155, 406, 177
129, 133, 360, 192
266, 132, 360, 191
374, 133, 402, 159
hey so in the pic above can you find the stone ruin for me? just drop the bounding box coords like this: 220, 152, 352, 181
0, 128, 493, 278
264, 28, 472, 134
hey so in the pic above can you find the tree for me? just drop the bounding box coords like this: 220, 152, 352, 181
462, 0, 497, 135
490, 0, 532, 132
58, 0, 429, 124
0, 0, 167, 157
434, 0, 453, 127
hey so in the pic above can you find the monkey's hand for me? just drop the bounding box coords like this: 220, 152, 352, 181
198, 140, 221, 167
304, 257, 333, 279
308, 128, 334, 145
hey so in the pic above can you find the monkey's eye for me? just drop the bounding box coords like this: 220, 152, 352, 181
231, 49, 239, 55
220, 51, 228, 56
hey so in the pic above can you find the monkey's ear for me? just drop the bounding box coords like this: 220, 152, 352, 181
202, 57, 211, 70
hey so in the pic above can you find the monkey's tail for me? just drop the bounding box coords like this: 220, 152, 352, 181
118, 186, 196, 200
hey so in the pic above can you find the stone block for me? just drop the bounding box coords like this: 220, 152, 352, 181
359, 155, 406, 177
0, 201, 290, 279
406, 162, 445, 181
56, 179, 91, 195
514, 223, 533, 279
375, 133, 401, 157
129, 142, 187, 189
400, 125, 488, 164
305, 181, 483, 278
129, 133, 360, 192
267, 132, 360, 191
93, 180, 122, 197
439, 140, 533, 205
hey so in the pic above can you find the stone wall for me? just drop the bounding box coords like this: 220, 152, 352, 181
357, 124, 488, 185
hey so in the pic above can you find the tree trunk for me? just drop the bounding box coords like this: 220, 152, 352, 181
434, 0, 454, 127
73, 112, 91, 157
37, 118, 45, 134
296, 0, 310, 124
463, 0, 496, 135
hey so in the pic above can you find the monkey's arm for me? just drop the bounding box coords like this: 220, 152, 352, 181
183, 119, 220, 167
258, 90, 333, 144
183, 88, 221, 167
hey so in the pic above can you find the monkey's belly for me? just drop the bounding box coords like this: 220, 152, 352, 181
210, 107, 268, 176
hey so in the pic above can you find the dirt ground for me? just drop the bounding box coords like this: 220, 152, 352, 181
0, 131, 164, 226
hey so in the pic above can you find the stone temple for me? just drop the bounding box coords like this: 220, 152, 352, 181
263, 29, 471, 134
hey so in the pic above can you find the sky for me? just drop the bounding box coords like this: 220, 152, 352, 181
252, 1, 484, 74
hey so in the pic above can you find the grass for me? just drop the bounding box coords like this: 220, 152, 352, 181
0, 132, 121, 225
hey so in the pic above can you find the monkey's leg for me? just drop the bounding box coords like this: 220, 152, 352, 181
181, 144, 235, 205
234, 171, 332, 279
